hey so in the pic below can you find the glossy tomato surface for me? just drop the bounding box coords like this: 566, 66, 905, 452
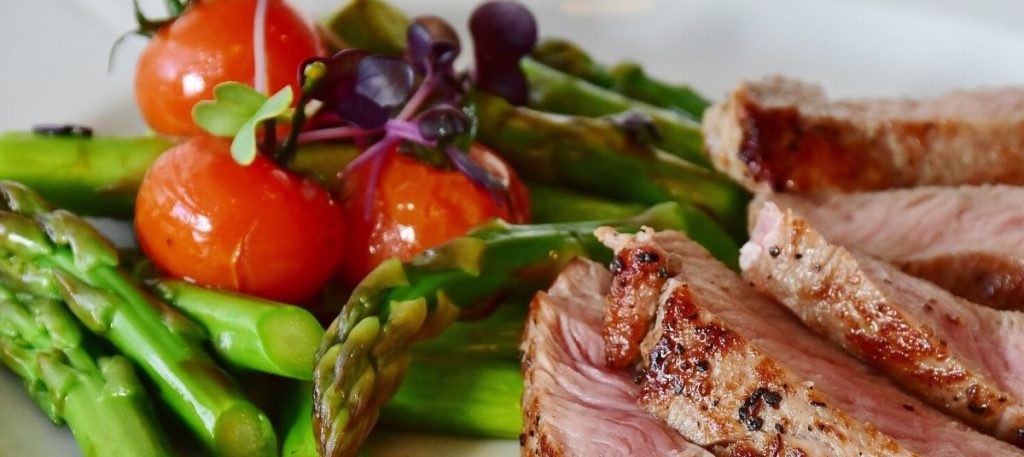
135, 0, 322, 136
135, 136, 345, 303
341, 143, 530, 286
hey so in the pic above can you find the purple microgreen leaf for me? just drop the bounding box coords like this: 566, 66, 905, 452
355, 55, 415, 108
417, 105, 468, 144
363, 145, 390, 218
304, 50, 368, 105
607, 111, 662, 146
336, 93, 391, 129
229, 86, 294, 166
343, 134, 400, 176
253, 0, 271, 94
407, 16, 461, 74
303, 51, 414, 129
444, 145, 510, 209
296, 125, 374, 145
469, 1, 538, 105
385, 119, 429, 144
469, 1, 538, 55
474, 68, 529, 106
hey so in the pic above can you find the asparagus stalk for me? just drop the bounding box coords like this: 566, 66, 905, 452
281, 302, 526, 454
528, 183, 645, 224
530, 38, 618, 90
411, 300, 525, 362
531, 38, 711, 119
0, 287, 172, 457
281, 382, 320, 457
312, 202, 725, 457
285, 355, 524, 456
381, 356, 522, 439
520, 58, 709, 168
610, 63, 711, 121
0, 132, 360, 217
319, 0, 409, 55
475, 92, 749, 242
287, 357, 523, 455
152, 280, 325, 380
0, 181, 276, 457
0, 132, 171, 218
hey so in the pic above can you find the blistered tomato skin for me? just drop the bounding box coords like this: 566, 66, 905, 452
341, 143, 530, 286
135, 136, 345, 304
135, 0, 322, 137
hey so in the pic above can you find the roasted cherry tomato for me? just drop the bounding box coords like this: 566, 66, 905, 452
340, 143, 530, 286
135, 136, 345, 303
135, 0, 322, 136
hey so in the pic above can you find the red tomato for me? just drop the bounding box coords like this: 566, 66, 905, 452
135, 0, 322, 137
135, 136, 345, 303
340, 143, 530, 286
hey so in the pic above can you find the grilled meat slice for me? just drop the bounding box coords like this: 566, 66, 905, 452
742, 203, 1024, 446
602, 228, 1021, 456
753, 187, 1024, 311
602, 229, 672, 369
520, 259, 710, 457
704, 76, 1024, 193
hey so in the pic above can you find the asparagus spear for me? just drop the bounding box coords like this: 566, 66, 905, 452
281, 381, 321, 457
528, 183, 645, 223
319, 0, 409, 55
475, 92, 749, 242
0, 132, 360, 217
0, 287, 172, 457
411, 299, 525, 361
0, 181, 276, 457
520, 58, 709, 168
286, 356, 522, 454
312, 202, 727, 457
0, 132, 170, 218
381, 356, 522, 439
152, 280, 325, 380
530, 38, 618, 90
531, 38, 711, 119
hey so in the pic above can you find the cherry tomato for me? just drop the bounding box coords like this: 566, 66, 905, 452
135, 0, 322, 137
340, 143, 530, 286
135, 136, 345, 303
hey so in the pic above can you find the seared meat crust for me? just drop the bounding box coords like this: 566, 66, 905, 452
705, 76, 1024, 192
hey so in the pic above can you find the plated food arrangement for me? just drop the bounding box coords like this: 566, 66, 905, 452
1, 0, 1023, 456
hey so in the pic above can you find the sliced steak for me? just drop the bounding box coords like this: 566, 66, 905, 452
704, 76, 1024, 193
602, 231, 671, 369
753, 187, 1024, 311
520, 259, 710, 457
601, 228, 1021, 456
742, 203, 1024, 446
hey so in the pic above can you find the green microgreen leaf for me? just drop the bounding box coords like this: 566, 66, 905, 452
192, 83, 270, 137
192, 82, 294, 166
230, 86, 294, 165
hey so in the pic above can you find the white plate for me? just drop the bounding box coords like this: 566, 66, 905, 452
2, 1, 1024, 456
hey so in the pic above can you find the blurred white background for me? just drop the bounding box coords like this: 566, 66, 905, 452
2, 0, 1024, 133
